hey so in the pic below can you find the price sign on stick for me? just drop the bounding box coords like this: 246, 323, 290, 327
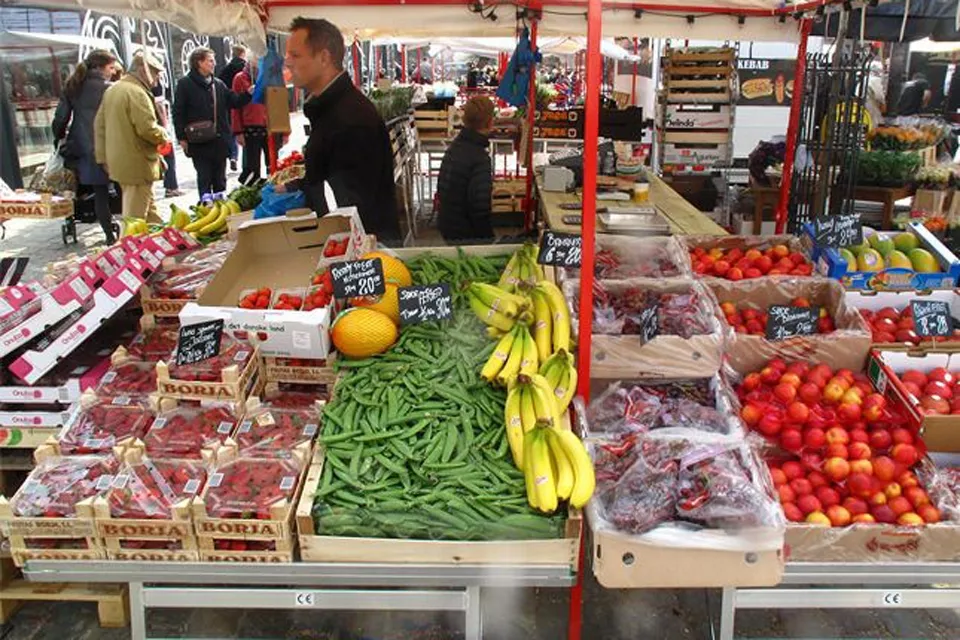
538, 231, 583, 267
398, 284, 453, 325
176, 320, 224, 366
639, 304, 659, 343
766, 305, 819, 341
330, 258, 386, 299
814, 213, 862, 249
911, 300, 951, 337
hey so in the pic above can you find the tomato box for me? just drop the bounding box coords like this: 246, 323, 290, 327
845, 289, 960, 352
142, 398, 240, 459
156, 336, 261, 403
58, 392, 156, 455
91, 447, 207, 562
225, 398, 322, 459
805, 221, 960, 291
262, 355, 337, 385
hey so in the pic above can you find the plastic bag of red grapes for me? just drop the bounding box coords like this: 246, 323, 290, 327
143, 405, 238, 458
203, 457, 302, 519
587, 380, 734, 437
167, 335, 255, 382
234, 407, 319, 458
107, 457, 208, 519
59, 396, 155, 454
95, 361, 158, 398
11, 455, 120, 517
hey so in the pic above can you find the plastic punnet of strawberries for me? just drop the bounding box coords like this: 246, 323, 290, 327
204, 457, 302, 519
107, 457, 207, 519
259, 385, 325, 409
127, 325, 179, 361
59, 398, 156, 454
12, 455, 120, 517
96, 361, 158, 397
149, 264, 219, 300
322, 237, 349, 258
143, 406, 237, 458
168, 336, 254, 382
233, 408, 319, 458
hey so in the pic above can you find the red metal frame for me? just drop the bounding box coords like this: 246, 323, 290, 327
352, 40, 362, 86
775, 18, 813, 234
523, 19, 539, 231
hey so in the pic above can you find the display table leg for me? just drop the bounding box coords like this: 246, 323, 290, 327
464, 585, 482, 640
129, 582, 146, 640
719, 586, 736, 640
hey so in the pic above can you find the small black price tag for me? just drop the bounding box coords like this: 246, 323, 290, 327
538, 231, 583, 267
330, 258, 386, 299
175, 319, 224, 366
814, 213, 862, 249
398, 284, 453, 325
766, 305, 819, 341
911, 300, 952, 337
639, 303, 659, 342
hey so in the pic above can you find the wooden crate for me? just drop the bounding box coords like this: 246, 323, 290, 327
0, 193, 73, 220
662, 130, 731, 145
156, 345, 261, 403
414, 108, 452, 139
139, 283, 192, 317
492, 179, 527, 214
296, 449, 582, 566
262, 355, 336, 385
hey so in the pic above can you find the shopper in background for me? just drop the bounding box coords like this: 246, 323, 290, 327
284, 17, 401, 242
152, 83, 183, 198
896, 72, 932, 116
218, 45, 247, 173
231, 60, 269, 185
94, 52, 168, 225
53, 49, 118, 244
865, 60, 887, 127
436, 96, 495, 244
173, 47, 252, 199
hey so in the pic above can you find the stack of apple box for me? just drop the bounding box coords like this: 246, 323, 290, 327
709, 277, 872, 375
845, 289, 960, 351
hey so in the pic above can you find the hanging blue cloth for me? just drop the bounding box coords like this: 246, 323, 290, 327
496, 27, 542, 107
253, 49, 285, 105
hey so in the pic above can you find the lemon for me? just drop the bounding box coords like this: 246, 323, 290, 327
331, 308, 398, 358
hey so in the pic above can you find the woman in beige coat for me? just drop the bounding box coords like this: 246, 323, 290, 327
95, 52, 168, 225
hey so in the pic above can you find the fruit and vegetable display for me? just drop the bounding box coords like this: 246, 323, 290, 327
559, 237, 688, 280
143, 405, 237, 458
11, 454, 120, 517
148, 263, 221, 301
689, 244, 812, 279
166, 336, 254, 382
914, 164, 955, 191
59, 396, 155, 454
867, 122, 948, 152
835, 230, 940, 274
106, 456, 207, 519
121, 198, 243, 241
858, 305, 960, 345
720, 298, 836, 336
95, 361, 158, 398
854, 150, 921, 187
233, 406, 319, 458
227, 181, 266, 212
204, 456, 303, 519
890, 367, 960, 416
125, 322, 178, 361
737, 358, 947, 527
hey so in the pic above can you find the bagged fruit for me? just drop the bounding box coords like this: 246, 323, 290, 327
203, 457, 303, 519
11, 454, 120, 517
559, 236, 690, 281
107, 457, 207, 519
59, 396, 155, 454
148, 263, 219, 300
143, 405, 237, 458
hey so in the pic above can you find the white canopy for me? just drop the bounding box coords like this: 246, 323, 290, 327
0, 29, 114, 50
387, 36, 640, 61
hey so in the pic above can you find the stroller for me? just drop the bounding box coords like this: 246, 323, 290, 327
62, 182, 123, 244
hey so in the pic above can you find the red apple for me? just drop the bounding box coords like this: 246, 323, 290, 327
789, 477, 814, 496
778, 484, 797, 504
780, 429, 803, 451
806, 511, 832, 526
848, 442, 872, 460
888, 496, 913, 516
891, 428, 914, 445
825, 427, 850, 446
782, 461, 804, 480
849, 429, 870, 445
873, 456, 897, 482
786, 402, 810, 424
850, 459, 874, 476
742, 373, 762, 392
816, 486, 841, 508
871, 504, 897, 524
782, 502, 804, 522
779, 372, 803, 388
848, 472, 874, 498
843, 497, 869, 516
924, 381, 953, 399
837, 402, 862, 423
904, 486, 930, 508
741, 404, 763, 426
826, 443, 849, 460
769, 467, 788, 486
852, 513, 876, 524
927, 367, 954, 386
797, 494, 823, 515
823, 457, 851, 482
920, 395, 950, 415
917, 504, 941, 523
895, 329, 921, 345
774, 383, 798, 404
807, 470, 828, 489
798, 382, 821, 404
876, 307, 900, 322
900, 370, 928, 389
804, 428, 826, 449
902, 381, 923, 398
757, 413, 783, 437
826, 505, 852, 527
891, 443, 919, 467
869, 430, 893, 451
884, 482, 902, 499
898, 512, 925, 526
823, 382, 846, 404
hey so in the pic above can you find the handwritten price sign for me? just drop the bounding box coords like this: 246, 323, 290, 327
398, 284, 453, 325
766, 305, 819, 341
538, 231, 582, 267
911, 300, 952, 337
330, 258, 386, 299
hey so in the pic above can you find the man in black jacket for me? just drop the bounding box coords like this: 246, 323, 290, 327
173, 47, 252, 198
284, 18, 400, 242
437, 96, 495, 244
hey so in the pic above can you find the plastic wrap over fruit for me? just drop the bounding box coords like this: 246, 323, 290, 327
586, 428, 785, 551
558, 235, 691, 282
178, 239, 235, 266
148, 263, 219, 299
107, 457, 208, 519
143, 405, 238, 458
233, 407, 319, 458
586, 378, 742, 437
167, 335, 254, 381
12, 455, 120, 517
96, 360, 158, 398
126, 323, 179, 361
203, 457, 303, 519
59, 396, 155, 454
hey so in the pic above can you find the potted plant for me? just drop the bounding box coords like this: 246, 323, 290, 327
913, 163, 952, 215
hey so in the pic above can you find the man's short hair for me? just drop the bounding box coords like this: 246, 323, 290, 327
463, 96, 495, 131
232, 45, 247, 58
289, 18, 345, 71
189, 47, 214, 71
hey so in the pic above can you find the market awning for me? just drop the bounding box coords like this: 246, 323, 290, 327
402, 36, 639, 61
811, 0, 960, 42
0, 29, 115, 50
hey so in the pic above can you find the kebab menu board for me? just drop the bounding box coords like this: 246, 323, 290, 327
737, 58, 795, 107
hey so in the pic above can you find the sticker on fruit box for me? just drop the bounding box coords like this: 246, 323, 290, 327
217, 421, 234, 435
256, 412, 276, 427
235, 350, 250, 363
280, 476, 296, 491
184, 478, 201, 494
154, 237, 175, 253
0, 299, 13, 316
151, 417, 167, 430
911, 300, 951, 337
112, 474, 130, 489
101, 371, 117, 384
398, 284, 453, 325
208, 472, 224, 488
117, 269, 143, 293
330, 258, 385, 298
766, 305, 819, 341
238, 420, 253, 433
70, 277, 92, 299
112, 396, 132, 406
175, 319, 225, 366
96, 474, 114, 491
538, 231, 583, 267
303, 423, 318, 437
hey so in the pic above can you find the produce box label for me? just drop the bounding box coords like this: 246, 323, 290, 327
814, 213, 861, 249
911, 300, 951, 337
639, 303, 659, 343
176, 320, 225, 366
330, 258, 385, 298
538, 231, 582, 268
99, 521, 191, 538
766, 305, 819, 340
398, 284, 453, 325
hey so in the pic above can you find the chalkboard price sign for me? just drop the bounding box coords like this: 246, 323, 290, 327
330, 258, 386, 299
175, 319, 225, 366
911, 300, 952, 337
814, 213, 862, 249
639, 304, 659, 343
397, 284, 453, 325
766, 305, 819, 341
538, 231, 583, 267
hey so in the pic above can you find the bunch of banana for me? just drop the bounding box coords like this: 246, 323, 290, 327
540, 350, 577, 413
122, 217, 149, 236
168, 204, 191, 230
481, 324, 538, 387
522, 424, 596, 513
184, 200, 228, 239
498, 243, 544, 293
532, 280, 571, 353
466, 282, 533, 332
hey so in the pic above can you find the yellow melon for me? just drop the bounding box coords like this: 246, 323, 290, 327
363, 251, 412, 287
331, 308, 398, 358
350, 284, 400, 325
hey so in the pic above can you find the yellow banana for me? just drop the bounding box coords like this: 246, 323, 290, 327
555, 429, 596, 509
530, 429, 558, 513
498, 250, 521, 292
467, 291, 515, 332
528, 373, 562, 427
495, 327, 526, 386
523, 430, 539, 510
560, 358, 578, 413
536, 281, 571, 351
195, 207, 228, 237
486, 326, 505, 339
481, 327, 517, 382
184, 202, 219, 232
469, 282, 521, 318
519, 385, 538, 433
519, 325, 539, 377
530, 288, 553, 361
521, 248, 544, 284
545, 427, 574, 501
504, 385, 525, 469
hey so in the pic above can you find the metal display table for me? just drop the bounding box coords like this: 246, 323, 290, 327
719, 561, 960, 640
24, 560, 576, 640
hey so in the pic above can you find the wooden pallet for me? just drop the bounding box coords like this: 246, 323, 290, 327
662, 130, 731, 145
492, 179, 526, 214
665, 89, 731, 104
414, 108, 452, 139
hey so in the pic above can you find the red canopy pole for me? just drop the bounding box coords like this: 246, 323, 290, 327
631, 37, 638, 106
352, 40, 362, 87
775, 18, 813, 234
267, 134, 278, 174
401, 45, 407, 83
568, 2, 601, 639
523, 18, 539, 231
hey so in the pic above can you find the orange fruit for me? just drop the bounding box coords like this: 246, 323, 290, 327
331, 308, 398, 359
350, 284, 400, 325
362, 251, 412, 287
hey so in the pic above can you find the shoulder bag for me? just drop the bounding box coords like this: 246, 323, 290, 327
184, 81, 218, 144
